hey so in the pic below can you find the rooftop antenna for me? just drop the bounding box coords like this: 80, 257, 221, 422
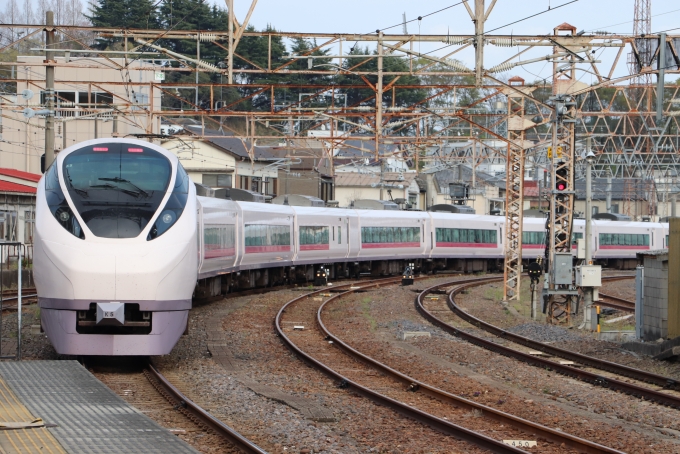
402, 13, 408, 34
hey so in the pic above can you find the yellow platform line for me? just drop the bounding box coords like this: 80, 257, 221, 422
0, 376, 66, 454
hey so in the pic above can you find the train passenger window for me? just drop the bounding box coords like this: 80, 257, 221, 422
434, 228, 497, 245
360, 227, 420, 245
300, 226, 329, 245
204, 225, 236, 258
598, 233, 649, 247
245, 224, 291, 249
522, 231, 546, 245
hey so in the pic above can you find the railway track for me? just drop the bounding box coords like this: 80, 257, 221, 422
598, 293, 635, 312
144, 363, 267, 454
89, 358, 266, 454
276, 276, 623, 454
315, 276, 622, 454
417, 277, 680, 410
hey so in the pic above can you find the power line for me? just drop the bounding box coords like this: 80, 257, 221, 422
485, 0, 580, 34
585, 7, 680, 33
371, 1, 467, 34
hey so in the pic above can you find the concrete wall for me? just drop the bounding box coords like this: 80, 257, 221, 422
4, 57, 159, 174
642, 253, 669, 340
669, 218, 680, 338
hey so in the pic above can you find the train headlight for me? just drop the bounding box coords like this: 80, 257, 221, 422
147, 165, 189, 240
44, 163, 85, 239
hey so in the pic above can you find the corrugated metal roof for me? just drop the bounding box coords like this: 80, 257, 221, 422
0, 181, 37, 194
0, 168, 41, 183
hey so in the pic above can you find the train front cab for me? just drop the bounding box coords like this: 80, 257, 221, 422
34, 139, 197, 356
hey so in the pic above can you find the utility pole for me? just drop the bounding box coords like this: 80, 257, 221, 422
227, 0, 234, 84
474, 0, 485, 87
583, 138, 595, 326
196, 36, 200, 111
44, 11, 55, 170
376, 31, 384, 163
606, 173, 612, 212
657, 33, 667, 125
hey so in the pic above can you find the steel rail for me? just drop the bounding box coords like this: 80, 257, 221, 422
145, 363, 268, 454
417, 277, 680, 409
463, 275, 664, 385
275, 277, 529, 454
316, 277, 622, 454
598, 293, 635, 312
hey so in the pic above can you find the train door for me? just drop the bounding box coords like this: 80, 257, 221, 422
343, 217, 350, 258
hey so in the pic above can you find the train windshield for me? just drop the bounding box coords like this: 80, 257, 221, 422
62, 143, 172, 238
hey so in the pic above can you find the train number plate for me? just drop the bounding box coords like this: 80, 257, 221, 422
502, 440, 537, 448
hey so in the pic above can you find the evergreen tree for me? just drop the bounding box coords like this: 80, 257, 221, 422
87, 0, 160, 48
337, 46, 426, 118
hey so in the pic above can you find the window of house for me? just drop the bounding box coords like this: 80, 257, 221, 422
320, 180, 333, 202
202, 174, 232, 188
239, 176, 250, 190
251, 177, 261, 193
24, 211, 35, 244
592, 206, 599, 216
611, 204, 620, 214
262, 177, 277, 196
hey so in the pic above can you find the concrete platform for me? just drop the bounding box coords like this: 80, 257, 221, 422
0, 361, 198, 454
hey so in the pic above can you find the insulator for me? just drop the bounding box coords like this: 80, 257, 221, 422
441, 36, 469, 46
443, 58, 473, 73
199, 33, 217, 42
490, 38, 519, 47
197, 60, 220, 72
353, 106, 374, 111
488, 61, 516, 73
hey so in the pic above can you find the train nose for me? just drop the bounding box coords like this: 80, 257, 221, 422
38, 239, 116, 300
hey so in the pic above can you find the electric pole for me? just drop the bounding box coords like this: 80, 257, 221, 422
44, 11, 55, 170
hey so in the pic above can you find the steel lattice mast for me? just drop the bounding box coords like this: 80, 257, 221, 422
628, 0, 652, 85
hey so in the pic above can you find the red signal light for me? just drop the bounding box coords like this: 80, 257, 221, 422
557, 183, 566, 191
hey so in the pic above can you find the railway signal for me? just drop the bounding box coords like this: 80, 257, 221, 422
555, 166, 568, 192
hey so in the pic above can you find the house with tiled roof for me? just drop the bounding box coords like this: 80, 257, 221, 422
160, 126, 280, 197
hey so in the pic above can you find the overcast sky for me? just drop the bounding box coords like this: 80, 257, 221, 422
223, 0, 680, 81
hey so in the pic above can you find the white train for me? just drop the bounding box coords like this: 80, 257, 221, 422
34, 139, 668, 356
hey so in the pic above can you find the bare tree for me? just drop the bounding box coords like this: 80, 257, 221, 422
2, 0, 21, 47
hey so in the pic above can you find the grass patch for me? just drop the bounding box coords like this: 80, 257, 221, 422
360, 297, 378, 331
484, 287, 503, 302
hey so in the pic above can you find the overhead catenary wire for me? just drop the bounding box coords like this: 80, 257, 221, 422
370, 1, 467, 35
485, 0, 580, 34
